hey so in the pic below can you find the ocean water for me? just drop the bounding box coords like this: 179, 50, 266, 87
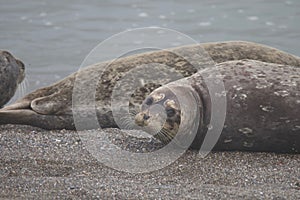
0, 0, 299, 100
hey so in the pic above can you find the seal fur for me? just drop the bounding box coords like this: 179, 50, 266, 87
0, 41, 300, 130
0, 50, 25, 107
135, 59, 300, 153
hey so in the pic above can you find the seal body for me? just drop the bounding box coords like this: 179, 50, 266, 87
0, 41, 300, 131
0, 50, 25, 107
136, 60, 300, 153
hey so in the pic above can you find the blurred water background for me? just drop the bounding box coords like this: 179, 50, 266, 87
0, 0, 299, 101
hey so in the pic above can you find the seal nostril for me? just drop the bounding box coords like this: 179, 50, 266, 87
143, 114, 150, 120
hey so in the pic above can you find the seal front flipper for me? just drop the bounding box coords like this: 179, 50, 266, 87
30, 92, 72, 115
0, 90, 73, 129
0, 71, 75, 129
2, 81, 64, 112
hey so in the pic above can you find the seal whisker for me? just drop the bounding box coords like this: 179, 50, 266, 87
24, 76, 29, 89
129, 109, 138, 116
162, 128, 174, 141
157, 128, 173, 144
19, 80, 26, 98
118, 115, 135, 129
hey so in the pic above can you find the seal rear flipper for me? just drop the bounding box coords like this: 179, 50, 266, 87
0, 109, 75, 130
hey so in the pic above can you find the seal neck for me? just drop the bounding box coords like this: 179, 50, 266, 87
189, 82, 211, 149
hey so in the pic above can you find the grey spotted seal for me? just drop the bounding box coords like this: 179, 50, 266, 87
0, 50, 25, 107
0, 41, 300, 131
135, 59, 300, 153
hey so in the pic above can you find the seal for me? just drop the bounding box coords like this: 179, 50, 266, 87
0, 41, 300, 130
0, 50, 25, 107
135, 59, 300, 153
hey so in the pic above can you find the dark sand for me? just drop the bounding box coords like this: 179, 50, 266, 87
0, 125, 299, 199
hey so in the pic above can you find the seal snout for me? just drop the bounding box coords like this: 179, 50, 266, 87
135, 112, 150, 126
143, 113, 150, 120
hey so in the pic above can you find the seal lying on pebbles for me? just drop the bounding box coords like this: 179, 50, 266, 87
0, 50, 25, 108
135, 59, 300, 153
0, 41, 300, 131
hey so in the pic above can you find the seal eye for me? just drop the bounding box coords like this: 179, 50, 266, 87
145, 97, 153, 105
166, 107, 176, 117
153, 93, 165, 102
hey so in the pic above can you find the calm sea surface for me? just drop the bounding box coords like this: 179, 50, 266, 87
0, 0, 299, 101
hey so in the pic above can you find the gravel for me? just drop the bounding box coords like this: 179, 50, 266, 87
0, 124, 299, 199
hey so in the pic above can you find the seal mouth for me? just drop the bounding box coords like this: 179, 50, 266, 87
135, 112, 150, 126
135, 108, 181, 144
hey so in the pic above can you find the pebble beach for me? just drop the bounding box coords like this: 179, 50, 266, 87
1, 125, 299, 199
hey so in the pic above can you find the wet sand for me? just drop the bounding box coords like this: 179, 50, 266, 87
0, 124, 299, 199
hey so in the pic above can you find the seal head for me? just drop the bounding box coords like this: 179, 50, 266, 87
0, 50, 25, 107
135, 87, 181, 143
135, 84, 203, 148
